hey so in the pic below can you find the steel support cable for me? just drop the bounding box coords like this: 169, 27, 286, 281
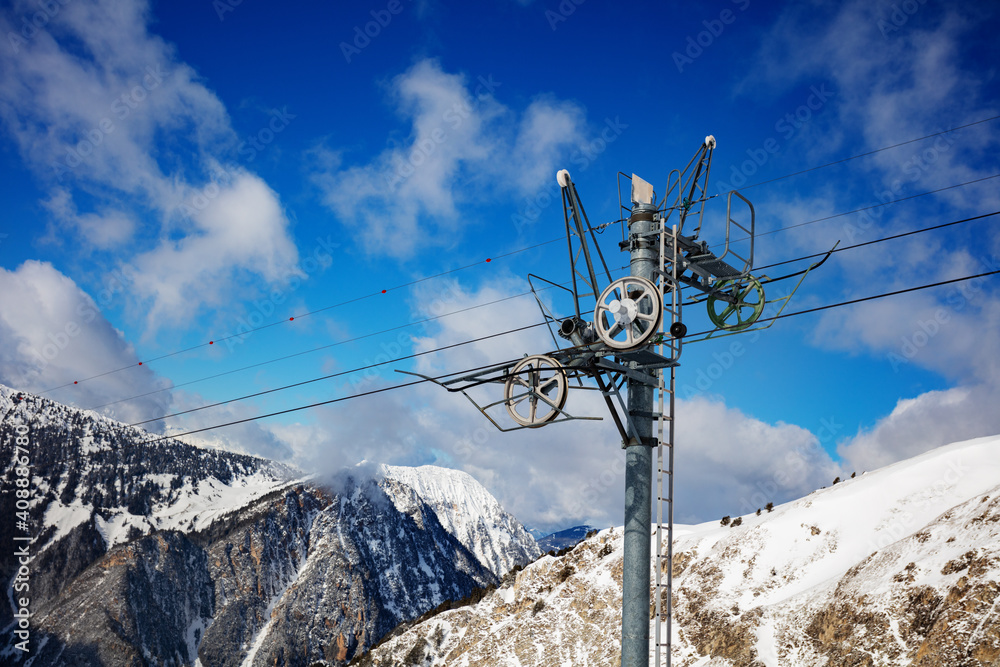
38, 237, 564, 395
127, 321, 550, 428
78, 210, 999, 415
84, 288, 552, 412
716, 173, 1000, 251
732, 114, 1000, 192
42, 351, 545, 467
35, 328, 553, 467
754, 211, 1000, 272
140, 379, 428, 445
36, 378, 424, 467
685, 269, 1000, 339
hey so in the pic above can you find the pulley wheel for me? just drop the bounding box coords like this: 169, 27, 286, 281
593, 276, 662, 350
706, 277, 765, 331
503, 355, 568, 427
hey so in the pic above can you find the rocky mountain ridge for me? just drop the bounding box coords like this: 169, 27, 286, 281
0, 384, 540, 666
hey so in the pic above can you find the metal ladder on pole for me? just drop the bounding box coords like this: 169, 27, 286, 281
654, 223, 681, 667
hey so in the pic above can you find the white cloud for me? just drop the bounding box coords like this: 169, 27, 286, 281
838, 385, 1000, 474
725, 0, 1000, 480
0, 261, 170, 424
129, 171, 303, 332
744, 1, 1000, 210
0, 0, 301, 331
314, 59, 587, 258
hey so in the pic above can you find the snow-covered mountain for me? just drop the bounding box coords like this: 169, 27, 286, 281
0, 385, 539, 666
379, 463, 541, 577
357, 434, 1000, 666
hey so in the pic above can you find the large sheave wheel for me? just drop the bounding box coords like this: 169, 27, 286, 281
593, 276, 662, 350
503, 355, 568, 427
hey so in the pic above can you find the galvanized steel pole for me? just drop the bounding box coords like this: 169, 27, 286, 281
621, 201, 658, 667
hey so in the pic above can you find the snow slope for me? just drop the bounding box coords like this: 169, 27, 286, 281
359, 434, 1000, 666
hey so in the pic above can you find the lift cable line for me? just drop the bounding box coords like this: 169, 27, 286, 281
60, 199, 1000, 423
36, 164, 996, 397
83, 287, 560, 413
37, 350, 555, 470
31, 268, 1000, 475
127, 321, 551, 428
755, 210, 1000, 272
733, 113, 1000, 192
37, 238, 563, 396
92, 208, 998, 427
751, 173, 1000, 242
138, 378, 427, 445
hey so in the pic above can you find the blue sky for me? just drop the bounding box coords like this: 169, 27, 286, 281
1, 0, 999, 532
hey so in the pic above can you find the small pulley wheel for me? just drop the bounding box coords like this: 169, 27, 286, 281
593, 276, 662, 350
503, 355, 568, 427
707, 277, 765, 331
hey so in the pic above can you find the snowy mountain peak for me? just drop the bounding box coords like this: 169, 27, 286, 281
377, 463, 541, 577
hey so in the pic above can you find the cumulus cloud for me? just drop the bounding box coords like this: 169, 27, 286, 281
728, 0, 1000, 476
0, 0, 300, 331
838, 385, 1000, 474
0, 261, 170, 424
314, 59, 588, 258
128, 171, 302, 331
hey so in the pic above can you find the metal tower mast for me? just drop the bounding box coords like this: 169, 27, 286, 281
621, 199, 658, 666
409, 135, 835, 667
